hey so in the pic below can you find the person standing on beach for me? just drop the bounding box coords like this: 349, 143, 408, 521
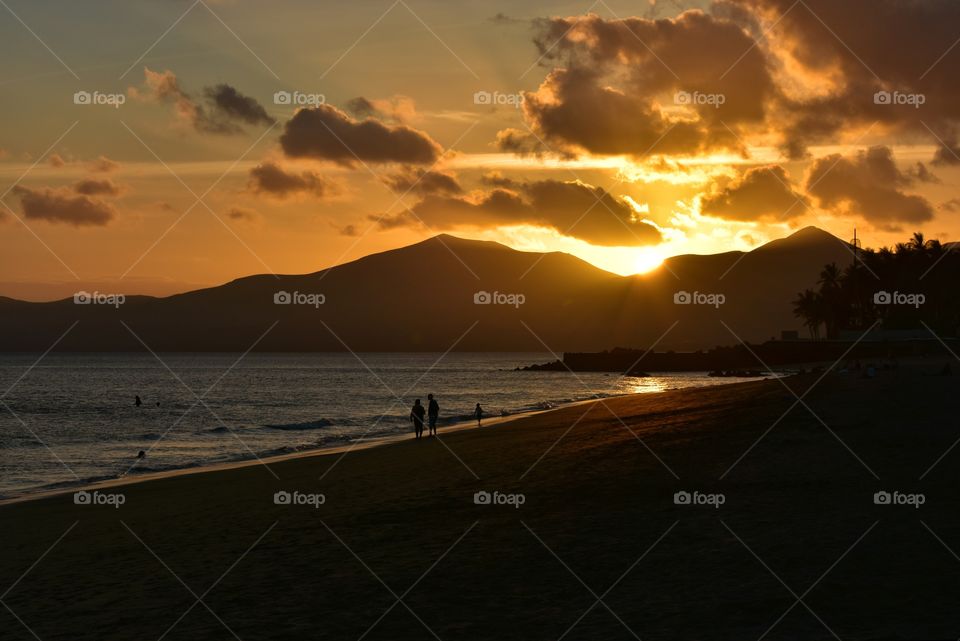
410, 399, 426, 439
427, 393, 439, 437
475, 403, 484, 427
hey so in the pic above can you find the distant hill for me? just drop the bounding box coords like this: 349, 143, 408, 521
0, 227, 854, 352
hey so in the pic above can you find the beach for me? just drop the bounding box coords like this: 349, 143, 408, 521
2, 362, 959, 640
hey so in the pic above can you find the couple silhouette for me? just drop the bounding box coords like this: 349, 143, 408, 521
409, 394, 440, 439
410, 396, 485, 439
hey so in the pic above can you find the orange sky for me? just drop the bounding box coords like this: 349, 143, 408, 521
1, 0, 958, 301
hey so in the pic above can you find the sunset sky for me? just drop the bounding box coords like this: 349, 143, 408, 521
2, 0, 959, 300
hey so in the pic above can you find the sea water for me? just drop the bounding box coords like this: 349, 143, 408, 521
0, 352, 768, 498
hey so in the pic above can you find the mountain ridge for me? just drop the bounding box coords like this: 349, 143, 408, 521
0, 227, 854, 351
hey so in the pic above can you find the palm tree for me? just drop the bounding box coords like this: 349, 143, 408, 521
909, 232, 927, 253
817, 263, 843, 338
818, 263, 842, 290
793, 289, 823, 339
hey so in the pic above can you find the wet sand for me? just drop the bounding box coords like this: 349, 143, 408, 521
2, 362, 959, 640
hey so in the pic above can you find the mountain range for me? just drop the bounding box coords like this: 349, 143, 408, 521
0, 226, 854, 352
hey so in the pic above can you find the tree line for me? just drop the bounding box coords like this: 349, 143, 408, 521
793, 233, 959, 339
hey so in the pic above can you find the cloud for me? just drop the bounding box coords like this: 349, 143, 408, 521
495, 128, 550, 157
87, 156, 120, 173
247, 161, 334, 199
73, 178, 122, 196
344, 97, 378, 119
204, 84, 275, 127
44, 154, 122, 174
383, 167, 462, 196
489, 12, 524, 25
12, 186, 115, 226
726, 0, 960, 159
504, 3, 960, 162
129, 68, 273, 134
939, 198, 960, 213
375, 211, 423, 231
906, 162, 940, 184
503, 11, 773, 158
701, 165, 808, 221
226, 206, 260, 222
932, 142, 960, 166
805, 146, 934, 229
279, 104, 442, 165
344, 95, 416, 123
378, 179, 661, 246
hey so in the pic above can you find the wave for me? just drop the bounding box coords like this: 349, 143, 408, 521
263, 418, 334, 431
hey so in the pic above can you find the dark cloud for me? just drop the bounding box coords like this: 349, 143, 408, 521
727, 0, 960, 159
932, 140, 960, 166
906, 162, 940, 184
480, 171, 515, 188
130, 68, 273, 135
247, 162, 334, 199
343, 95, 416, 123
701, 165, 809, 221
505, 11, 773, 158
73, 178, 122, 196
383, 167, 462, 196
495, 128, 550, 157
378, 179, 661, 246
505, 3, 960, 162
203, 84, 275, 127
13, 186, 115, 226
345, 97, 378, 119
805, 146, 934, 229
279, 104, 441, 165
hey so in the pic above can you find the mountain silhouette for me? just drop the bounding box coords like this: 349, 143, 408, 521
0, 227, 853, 352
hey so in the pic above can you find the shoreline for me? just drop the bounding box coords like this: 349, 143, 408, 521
0, 373, 787, 506
0, 391, 610, 507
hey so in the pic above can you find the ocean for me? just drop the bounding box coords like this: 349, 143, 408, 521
0, 352, 769, 498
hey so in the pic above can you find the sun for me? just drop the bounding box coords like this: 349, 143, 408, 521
632, 249, 665, 274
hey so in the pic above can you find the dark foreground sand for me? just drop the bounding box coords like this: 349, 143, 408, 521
2, 363, 959, 640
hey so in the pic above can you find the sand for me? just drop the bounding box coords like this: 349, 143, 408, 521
2, 362, 959, 640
